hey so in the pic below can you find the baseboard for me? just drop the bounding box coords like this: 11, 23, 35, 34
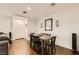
15, 38, 26, 40
56, 44, 72, 51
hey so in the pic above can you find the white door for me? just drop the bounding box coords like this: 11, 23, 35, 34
12, 18, 27, 40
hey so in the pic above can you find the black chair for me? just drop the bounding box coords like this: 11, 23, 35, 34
30, 35, 41, 51
45, 37, 56, 55
30, 35, 33, 47
32, 36, 41, 47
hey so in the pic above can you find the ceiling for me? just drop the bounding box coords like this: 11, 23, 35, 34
0, 3, 78, 19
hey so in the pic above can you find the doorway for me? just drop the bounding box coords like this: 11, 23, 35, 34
12, 17, 27, 40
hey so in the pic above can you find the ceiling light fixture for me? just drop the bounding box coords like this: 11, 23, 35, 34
50, 3, 55, 7
27, 6, 31, 10
23, 11, 27, 14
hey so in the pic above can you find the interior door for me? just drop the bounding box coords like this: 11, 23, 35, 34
12, 18, 27, 40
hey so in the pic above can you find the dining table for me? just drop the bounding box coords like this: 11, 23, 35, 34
39, 35, 56, 55
29, 34, 56, 55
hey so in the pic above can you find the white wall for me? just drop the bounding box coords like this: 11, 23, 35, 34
27, 17, 38, 40
37, 6, 79, 49
27, 18, 38, 39
0, 15, 11, 34
27, 18, 38, 34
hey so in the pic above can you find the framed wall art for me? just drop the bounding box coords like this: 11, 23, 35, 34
45, 18, 53, 31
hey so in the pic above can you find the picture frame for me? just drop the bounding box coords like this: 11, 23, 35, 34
45, 18, 53, 31
56, 20, 59, 27
41, 23, 43, 28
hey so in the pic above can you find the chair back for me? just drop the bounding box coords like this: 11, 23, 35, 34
33, 36, 40, 42
51, 37, 56, 45
30, 35, 34, 42
45, 36, 56, 46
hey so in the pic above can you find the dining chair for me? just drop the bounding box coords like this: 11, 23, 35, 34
45, 36, 56, 55
30, 35, 34, 47
33, 36, 41, 47
30, 35, 41, 52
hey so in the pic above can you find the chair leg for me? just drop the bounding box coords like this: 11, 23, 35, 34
45, 45, 56, 55
53, 46, 56, 55
33, 44, 35, 50
50, 47, 52, 55
47, 46, 52, 55
49, 46, 56, 55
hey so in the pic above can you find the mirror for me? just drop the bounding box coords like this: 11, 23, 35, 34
45, 18, 53, 31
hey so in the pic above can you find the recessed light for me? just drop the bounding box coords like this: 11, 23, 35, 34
27, 6, 31, 10
23, 11, 27, 14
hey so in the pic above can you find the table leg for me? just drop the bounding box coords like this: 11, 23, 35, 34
51, 46, 54, 55
51, 39, 53, 55
52, 37, 56, 55
42, 40, 44, 55
30, 40, 32, 48
53, 37, 56, 55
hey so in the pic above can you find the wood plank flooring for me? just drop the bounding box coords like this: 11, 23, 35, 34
9, 39, 36, 55
9, 39, 78, 55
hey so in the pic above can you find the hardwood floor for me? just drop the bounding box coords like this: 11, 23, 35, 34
9, 39, 36, 55
9, 39, 78, 55
55, 45, 78, 55
30, 42, 78, 55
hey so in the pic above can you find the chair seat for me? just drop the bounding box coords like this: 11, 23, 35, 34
33, 41, 41, 46
45, 41, 51, 46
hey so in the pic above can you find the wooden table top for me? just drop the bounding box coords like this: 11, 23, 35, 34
40, 35, 56, 40
39, 35, 51, 40
29, 34, 56, 41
